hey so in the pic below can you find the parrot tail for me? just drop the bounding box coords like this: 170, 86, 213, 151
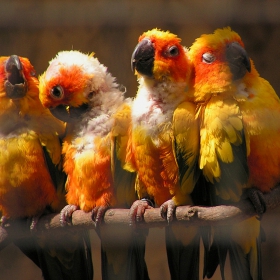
165, 224, 200, 280
205, 217, 264, 280
36, 229, 93, 280
100, 225, 150, 280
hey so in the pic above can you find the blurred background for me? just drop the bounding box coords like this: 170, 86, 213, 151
0, 0, 280, 279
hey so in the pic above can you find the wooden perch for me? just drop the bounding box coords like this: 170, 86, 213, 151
1, 184, 280, 250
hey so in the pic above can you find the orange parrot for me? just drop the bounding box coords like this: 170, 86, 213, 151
0, 55, 64, 227
128, 28, 202, 280
39, 50, 149, 280
188, 27, 280, 280
0, 55, 93, 280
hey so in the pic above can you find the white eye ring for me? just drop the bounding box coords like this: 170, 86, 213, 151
164, 45, 179, 57
50, 85, 64, 99
202, 52, 216, 64
166, 45, 179, 57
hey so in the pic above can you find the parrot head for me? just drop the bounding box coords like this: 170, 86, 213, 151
131, 28, 191, 83
39, 50, 118, 123
0, 55, 42, 118
188, 27, 251, 98
0, 55, 37, 100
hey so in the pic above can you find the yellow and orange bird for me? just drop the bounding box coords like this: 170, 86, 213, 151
128, 28, 202, 280
0, 55, 93, 280
0, 55, 64, 226
39, 50, 149, 280
188, 27, 280, 280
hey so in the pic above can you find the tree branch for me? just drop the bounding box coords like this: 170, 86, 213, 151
1, 185, 280, 250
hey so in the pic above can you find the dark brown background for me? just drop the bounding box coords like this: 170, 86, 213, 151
0, 0, 280, 279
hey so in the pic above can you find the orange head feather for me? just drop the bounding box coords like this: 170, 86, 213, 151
188, 27, 252, 100
39, 51, 93, 109
132, 28, 191, 83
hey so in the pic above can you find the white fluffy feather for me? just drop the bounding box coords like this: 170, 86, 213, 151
132, 76, 188, 138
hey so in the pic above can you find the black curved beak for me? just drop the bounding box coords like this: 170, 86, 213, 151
226, 42, 251, 81
131, 38, 155, 77
4, 55, 28, 99
50, 103, 89, 123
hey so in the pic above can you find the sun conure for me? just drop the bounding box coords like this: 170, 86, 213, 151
127, 28, 202, 280
188, 27, 279, 280
39, 50, 149, 280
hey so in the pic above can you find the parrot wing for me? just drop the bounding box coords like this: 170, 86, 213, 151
162, 101, 203, 280
200, 95, 250, 280
173, 101, 200, 198
100, 102, 149, 280
199, 95, 249, 203
13, 142, 66, 270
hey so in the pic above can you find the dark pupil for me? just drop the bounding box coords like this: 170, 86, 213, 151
88, 91, 94, 99
169, 46, 178, 56
52, 86, 61, 97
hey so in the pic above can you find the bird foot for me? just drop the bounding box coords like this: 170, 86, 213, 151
91, 205, 109, 227
246, 188, 266, 218
60, 204, 79, 227
160, 199, 176, 223
29, 215, 42, 232
129, 199, 153, 226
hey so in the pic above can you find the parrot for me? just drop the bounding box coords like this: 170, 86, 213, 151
39, 50, 149, 280
188, 26, 280, 280
0, 55, 93, 280
128, 28, 203, 280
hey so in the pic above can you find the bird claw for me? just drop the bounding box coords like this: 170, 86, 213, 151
29, 216, 41, 232
60, 204, 79, 227
91, 205, 108, 227
160, 199, 176, 224
129, 199, 153, 226
246, 188, 266, 218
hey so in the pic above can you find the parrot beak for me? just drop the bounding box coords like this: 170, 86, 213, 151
4, 55, 28, 99
50, 103, 89, 123
226, 42, 251, 81
131, 38, 155, 77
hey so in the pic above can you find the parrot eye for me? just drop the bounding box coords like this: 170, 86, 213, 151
50, 85, 64, 99
202, 52, 216, 64
30, 70, 36, 77
166, 45, 179, 57
87, 91, 95, 99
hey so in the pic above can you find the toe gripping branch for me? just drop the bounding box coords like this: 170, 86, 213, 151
246, 188, 267, 219
141, 198, 155, 208
60, 205, 79, 227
